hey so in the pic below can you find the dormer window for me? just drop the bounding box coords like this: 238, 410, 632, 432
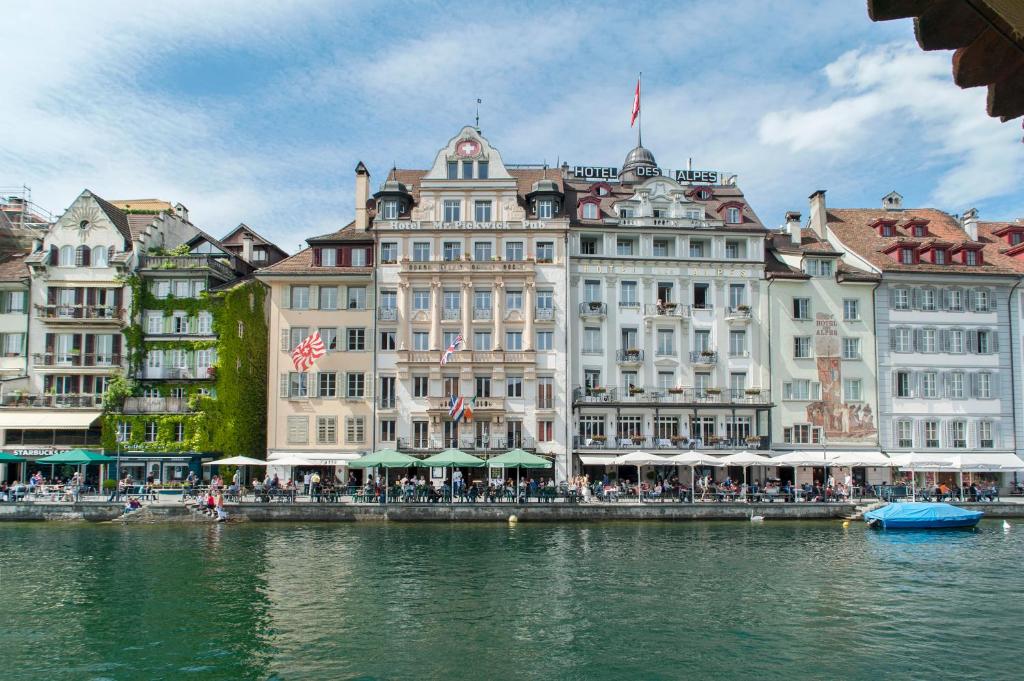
461, 160, 473, 179
593, 183, 611, 197
933, 249, 946, 264
478, 161, 488, 179
537, 199, 554, 219
695, 188, 713, 201
900, 247, 916, 264
1011, 232, 1024, 246
883, 225, 895, 237
965, 250, 978, 266
804, 258, 833, 277
912, 225, 926, 237
447, 161, 458, 180
619, 207, 635, 219
726, 207, 741, 224
381, 200, 399, 220
653, 208, 667, 218
321, 247, 337, 267
582, 202, 599, 220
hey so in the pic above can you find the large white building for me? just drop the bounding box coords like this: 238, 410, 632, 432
371, 127, 572, 481
565, 145, 772, 480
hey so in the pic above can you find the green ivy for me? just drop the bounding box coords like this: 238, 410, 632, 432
143, 339, 217, 352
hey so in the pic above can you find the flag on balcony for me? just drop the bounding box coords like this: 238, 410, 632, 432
464, 396, 474, 423
439, 333, 465, 366
291, 331, 326, 371
449, 395, 465, 423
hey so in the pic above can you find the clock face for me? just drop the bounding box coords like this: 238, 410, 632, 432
455, 139, 480, 158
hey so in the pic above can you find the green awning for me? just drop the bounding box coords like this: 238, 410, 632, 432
420, 449, 486, 468
0, 451, 25, 463
36, 449, 117, 465
487, 449, 552, 469
348, 449, 423, 469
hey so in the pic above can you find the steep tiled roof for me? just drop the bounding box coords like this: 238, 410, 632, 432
827, 207, 1021, 275
978, 221, 1024, 271
307, 221, 373, 243
766, 230, 879, 282
257, 246, 373, 276
0, 252, 30, 282
89, 192, 133, 245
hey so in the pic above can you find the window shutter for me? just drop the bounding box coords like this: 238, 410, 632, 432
911, 288, 921, 309
84, 335, 95, 366
282, 285, 291, 309
0, 296, 7, 315
340, 247, 352, 267
939, 330, 950, 352
891, 372, 898, 397
43, 375, 52, 393
85, 288, 96, 307
965, 289, 976, 311
114, 289, 123, 309
991, 331, 999, 353
45, 332, 54, 355
940, 289, 949, 310
279, 373, 289, 398
20, 291, 28, 312
970, 373, 979, 398
19, 332, 26, 356
991, 372, 1000, 397
910, 372, 919, 398
890, 331, 898, 351
47, 287, 57, 305
967, 330, 977, 353
280, 328, 290, 352
989, 291, 996, 312
913, 329, 922, 352
74, 288, 84, 306
112, 335, 121, 359
312, 248, 322, 267
310, 285, 320, 310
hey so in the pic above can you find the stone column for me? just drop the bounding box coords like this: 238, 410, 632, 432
461, 278, 472, 344
430, 279, 442, 350
494, 279, 505, 350
397, 281, 410, 351
524, 280, 535, 351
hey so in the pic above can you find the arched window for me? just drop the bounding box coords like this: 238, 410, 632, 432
92, 245, 109, 267
59, 245, 74, 266
582, 203, 599, 220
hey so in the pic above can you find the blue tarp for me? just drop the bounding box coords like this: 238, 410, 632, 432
864, 502, 983, 529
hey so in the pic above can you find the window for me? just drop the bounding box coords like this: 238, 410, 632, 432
579, 238, 598, 255
321, 248, 337, 267
896, 421, 913, 448
318, 371, 337, 398
653, 239, 670, 257
289, 326, 309, 351
317, 416, 337, 444
583, 370, 601, 392
920, 328, 936, 353
443, 200, 461, 222
947, 289, 963, 311
693, 329, 711, 352
899, 248, 915, 265
933, 249, 946, 264
783, 380, 820, 401
583, 280, 601, 303
143, 421, 158, 442
976, 373, 992, 399
505, 241, 524, 261
477, 161, 489, 179
462, 160, 473, 179
474, 375, 491, 398
726, 207, 741, 224
319, 328, 338, 352
536, 331, 553, 350
537, 420, 554, 442
893, 288, 910, 310
657, 329, 674, 356
949, 371, 965, 399
843, 379, 862, 401
894, 371, 911, 398
505, 331, 523, 350
347, 287, 366, 309
283, 416, 308, 444
537, 199, 554, 219
950, 421, 967, 448
536, 242, 554, 261
505, 289, 522, 310
378, 376, 396, 408
949, 329, 964, 353
474, 242, 492, 261
412, 289, 430, 311
381, 201, 399, 220
920, 289, 936, 311
689, 240, 706, 258
832, 337, 857, 361
843, 299, 859, 321
59, 245, 74, 266
288, 372, 308, 398
693, 283, 710, 309
443, 241, 461, 261
446, 160, 458, 179
964, 250, 978, 266
380, 331, 396, 350
346, 372, 365, 398
893, 328, 912, 353
924, 420, 939, 448
474, 200, 492, 222
290, 286, 310, 310
921, 371, 938, 398
413, 375, 428, 397
616, 239, 634, 256
583, 328, 601, 353
380, 242, 397, 262
2, 332, 24, 356
147, 314, 162, 334
537, 377, 554, 409
506, 376, 523, 398
380, 420, 396, 442
345, 417, 365, 444
579, 415, 605, 440
793, 336, 811, 359
353, 248, 369, 267
973, 289, 989, 312
413, 332, 429, 351
804, 259, 833, 277
658, 371, 674, 390
976, 330, 992, 354
725, 240, 746, 259
729, 330, 746, 357
474, 332, 491, 351
728, 284, 745, 310
792, 298, 810, 320
92, 246, 108, 267
978, 421, 994, 448
620, 281, 638, 306
783, 424, 821, 444
582, 203, 598, 220
412, 242, 431, 262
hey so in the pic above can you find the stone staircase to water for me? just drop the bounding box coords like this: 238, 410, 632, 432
843, 500, 886, 521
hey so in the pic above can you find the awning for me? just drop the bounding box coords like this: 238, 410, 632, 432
0, 411, 101, 429
578, 455, 617, 466
826, 451, 890, 467
955, 453, 1024, 472
268, 451, 363, 466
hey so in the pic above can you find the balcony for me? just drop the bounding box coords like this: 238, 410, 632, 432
578, 301, 607, 319
138, 254, 236, 281
136, 366, 215, 380
690, 350, 718, 365
121, 396, 190, 414
643, 303, 691, 321
398, 350, 536, 365
0, 393, 104, 408
427, 396, 505, 412
379, 397, 397, 409
35, 305, 124, 324
726, 306, 752, 324
402, 259, 535, 275
535, 306, 555, 321
33, 353, 124, 369
616, 348, 644, 365
397, 435, 537, 453
473, 307, 492, 321
442, 308, 461, 321
573, 386, 771, 406
377, 307, 398, 321
574, 435, 770, 451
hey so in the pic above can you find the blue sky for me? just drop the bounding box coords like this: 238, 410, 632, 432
4, 0, 1022, 252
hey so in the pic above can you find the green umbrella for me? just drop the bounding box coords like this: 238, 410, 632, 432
0, 451, 24, 463
421, 449, 485, 505
488, 449, 552, 505
348, 449, 423, 504
36, 449, 116, 464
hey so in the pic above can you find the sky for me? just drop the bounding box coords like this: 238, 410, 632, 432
3, 0, 1022, 253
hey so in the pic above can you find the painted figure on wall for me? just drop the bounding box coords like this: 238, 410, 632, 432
806, 313, 876, 442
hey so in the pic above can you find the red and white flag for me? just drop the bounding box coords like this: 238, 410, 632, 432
630, 76, 641, 127
291, 331, 326, 371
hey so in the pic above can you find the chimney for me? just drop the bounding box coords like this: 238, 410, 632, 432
354, 161, 370, 230
882, 191, 903, 211
784, 211, 802, 246
808, 190, 827, 240
173, 202, 189, 222
241, 232, 254, 263
962, 207, 979, 242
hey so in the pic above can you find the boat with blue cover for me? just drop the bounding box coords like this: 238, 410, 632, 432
864, 502, 983, 529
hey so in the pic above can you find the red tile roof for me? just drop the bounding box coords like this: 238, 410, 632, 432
0, 251, 29, 282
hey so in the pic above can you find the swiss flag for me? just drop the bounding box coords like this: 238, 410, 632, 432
630, 77, 640, 127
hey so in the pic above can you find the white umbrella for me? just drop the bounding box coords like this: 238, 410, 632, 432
611, 451, 673, 502
203, 456, 269, 466
721, 451, 772, 500
268, 455, 316, 467
889, 452, 954, 500
668, 452, 725, 503
771, 450, 828, 467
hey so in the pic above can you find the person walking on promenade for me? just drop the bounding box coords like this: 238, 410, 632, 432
303, 471, 312, 496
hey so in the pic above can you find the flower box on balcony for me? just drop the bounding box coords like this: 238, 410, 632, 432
737, 304, 751, 312
670, 435, 688, 443
706, 436, 722, 444
744, 388, 761, 395
745, 436, 762, 445
537, 258, 553, 264
700, 350, 715, 357
591, 435, 607, 442
588, 301, 603, 311
668, 387, 685, 394
626, 348, 641, 355
589, 386, 606, 395
663, 302, 678, 309
705, 388, 721, 395
628, 386, 645, 396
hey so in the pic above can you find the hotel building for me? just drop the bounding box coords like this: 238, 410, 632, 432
371, 127, 572, 481
565, 144, 772, 476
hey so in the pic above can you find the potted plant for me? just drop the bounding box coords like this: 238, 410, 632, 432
629, 386, 645, 396
589, 301, 603, 311
590, 386, 606, 394
626, 347, 641, 357
591, 434, 607, 443
206, 366, 217, 378
664, 301, 678, 309
705, 387, 721, 395
700, 349, 715, 357
744, 387, 761, 395
737, 304, 751, 312
671, 435, 687, 444
668, 386, 685, 394
745, 435, 762, 445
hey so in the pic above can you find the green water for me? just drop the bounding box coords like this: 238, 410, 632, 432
0, 520, 1019, 680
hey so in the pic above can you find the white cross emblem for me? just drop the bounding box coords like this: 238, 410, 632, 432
460, 142, 476, 155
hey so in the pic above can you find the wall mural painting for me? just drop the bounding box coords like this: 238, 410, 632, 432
807, 313, 876, 442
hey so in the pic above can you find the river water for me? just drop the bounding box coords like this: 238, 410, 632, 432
0, 520, 1019, 680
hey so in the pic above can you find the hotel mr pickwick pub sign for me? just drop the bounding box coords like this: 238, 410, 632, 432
571, 165, 719, 184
